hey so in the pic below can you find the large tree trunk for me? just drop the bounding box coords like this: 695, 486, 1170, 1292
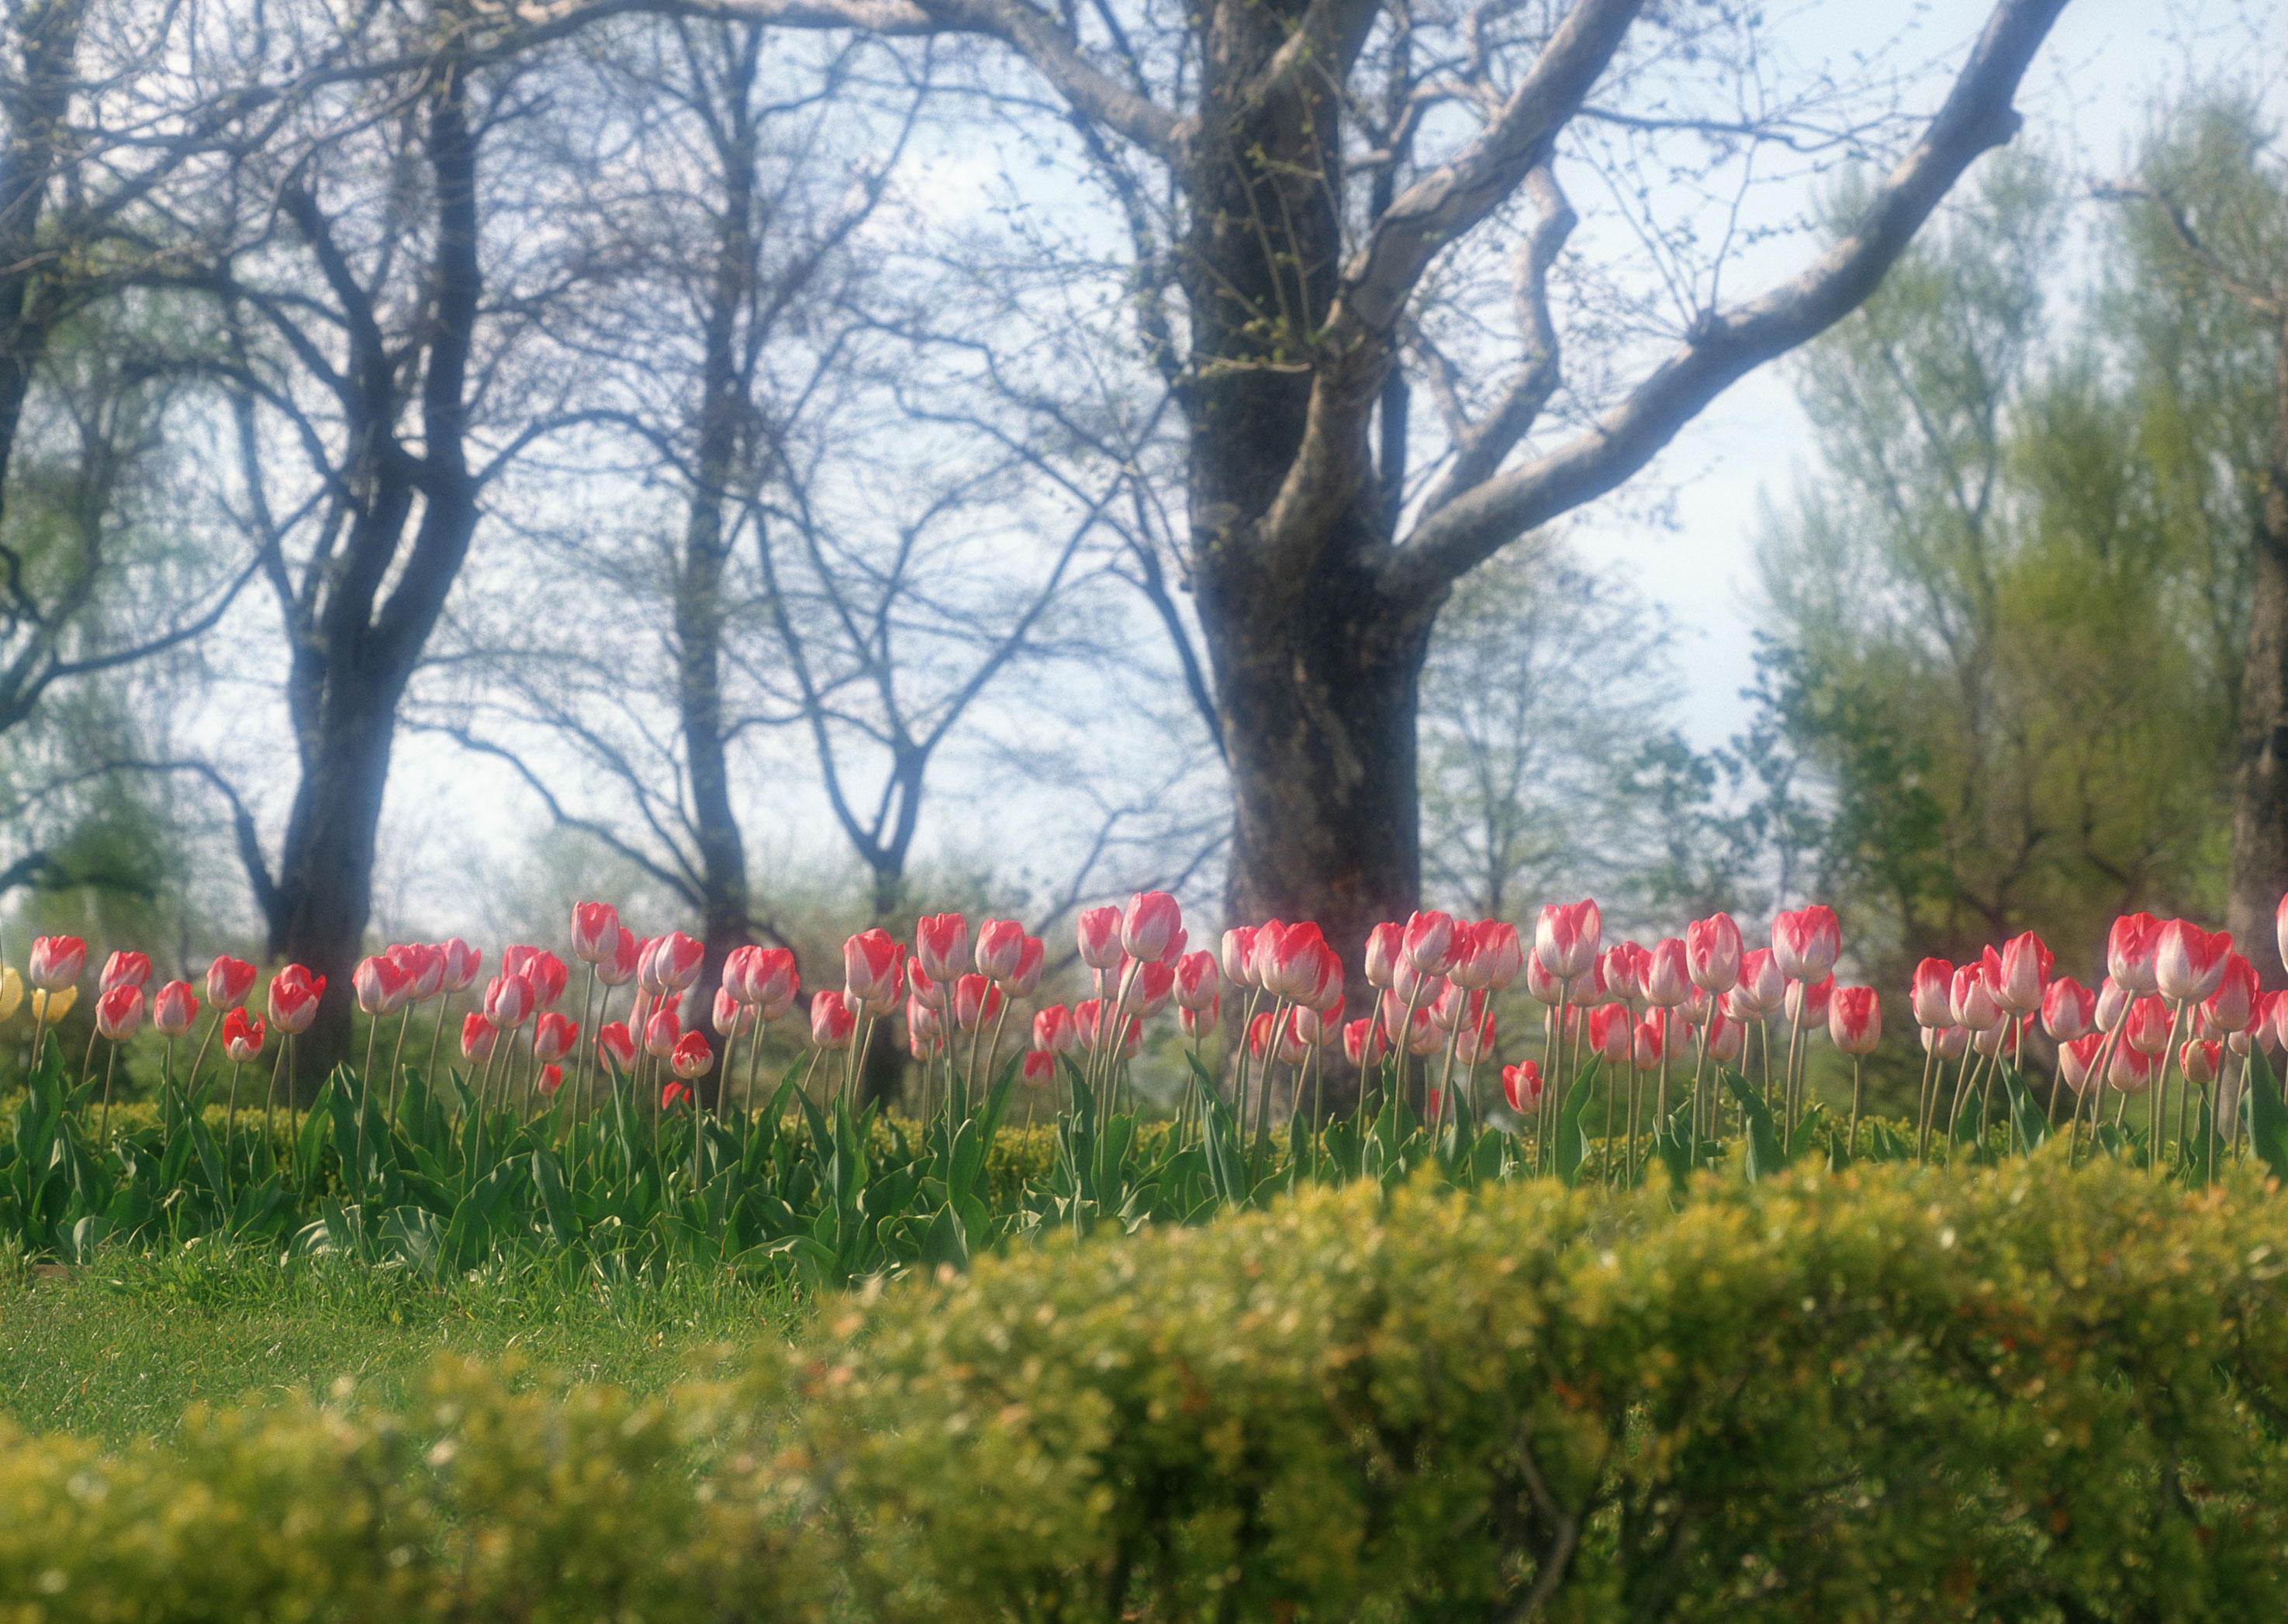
2228, 315, 2288, 987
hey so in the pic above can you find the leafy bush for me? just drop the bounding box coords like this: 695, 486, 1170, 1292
4, 1155, 2283, 1621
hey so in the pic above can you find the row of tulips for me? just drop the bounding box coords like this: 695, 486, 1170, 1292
8, 883, 2287, 1277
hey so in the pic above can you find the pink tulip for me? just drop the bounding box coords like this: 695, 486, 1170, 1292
152, 980, 198, 1038
27, 935, 85, 992
572, 901, 620, 965
1785, 973, 1834, 1031
914, 913, 969, 982
100, 951, 153, 994
1076, 905, 1124, 969
1533, 900, 1601, 982
1401, 910, 1457, 976
267, 966, 323, 1035
1684, 913, 1742, 995
533, 1011, 580, 1063
585, 1019, 627, 1073
596, 928, 638, 989
1642, 938, 1690, 1007
1173, 950, 1219, 1011
2154, 920, 2231, 1004
2110, 1042, 2159, 1094
537, 1064, 564, 1097
1771, 905, 1840, 983
1588, 1003, 1631, 1063
2095, 975, 2130, 1033
1429, 980, 1485, 1034
974, 919, 1028, 983
667, 1028, 710, 1080
713, 987, 756, 1037
953, 973, 1004, 1033
2123, 996, 2172, 1056
1021, 1051, 1057, 1087
2203, 953, 2259, 1035
1116, 959, 1174, 1021
206, 955, 257, 1011
2107, 913, 2161, 994
1733, 948, 1785, 1017
908, 962, 946, 1012
1033, 1004, 1078, 1055
389, 942, 446, 1003
1219, 926, 1259, 989
641, 1004, 680, 1059
1180, 998, 1221, 1041
354, 954, 414, 1017
1074, 1000, 1142, 1059
1705, 1006, 1746, 1065
222, 1007, 265, 1063
1453, 921, 1522, 992
95, 984, 143, 1042
662, 1080, 693, 1109
1599, 942, 1643, 1004
750, 948, 799, 1014
1923, 1025, 1970, 1061
2276, 889, 2288, 976
1343, 1017, 1387, 1069
2057, 1033, 2101, 1089
1363, 922, 1402, 989
1630, 1014, 1667, 1070
2180, 1039, 2222, 1088
439, 938, 483, 994
1502, 1061, 1543, 1114
484, 973, 536, 1031
810, 991, 857, 1050
1910, 958, 1953, 1028
1827, 986, 1881, 1055
463, 1012, 500, 1063
1120, 890, 1184, 964
1992, 931, 2052, 1017
1948, 963, 2001, 1033
842, 928, 905, 1012
2041, 977, 2096, 1042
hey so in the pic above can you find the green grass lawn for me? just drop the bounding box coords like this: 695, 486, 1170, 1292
1, 1243, 807, 1446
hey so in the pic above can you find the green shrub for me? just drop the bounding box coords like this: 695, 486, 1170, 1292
3, 1154, 2283, 1621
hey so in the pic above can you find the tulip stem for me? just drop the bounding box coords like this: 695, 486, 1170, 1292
224, 1061, 244, 1206
1913, 1042, 1937, 1164
745, 1011, 766, 1121
1847, 1056, 1863, 1163
427, 992, 452, 1097
78, 1027, 99, 1102
387, 1008, 412, 1127
97, 1042, 119, 1152
1781, 1018, 1803, 1156
187, 1013, 219, 1101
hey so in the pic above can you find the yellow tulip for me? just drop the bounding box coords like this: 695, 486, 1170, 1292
0, 965, 19, 1021
29, 984, 75, 1021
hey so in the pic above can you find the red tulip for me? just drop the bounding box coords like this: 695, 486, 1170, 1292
596, 928, 638, 989
1923, 1024, 1970, 1061
1629, 1013, 1664, 1070
1076, 905, 1123, 969
537, 1064, 565, 1097
751, 948, 800, 1014
95, 984, 143, 1042
1573, 947, 1617, 1007
2041, 976, 2096, 1042
1429, 980, 1485, 1034
100, 951, 153, 994
503, 947, 568, 1009
1588, 1002, 1631, 1063
1005, 935, 1045, 997
439, 938, 483, 994
1684, 913, 1742, 995
644, 1004, 681, 1058
1502, 1060, 1543, 1114
1398, 910, 1455, 976
2107, 913, 2161, 994
572, 901, 620, 965
1785, 973, 1834, 1031
843, 928, 904, 1011
975, 918, 1028, 983
1120, 890, 1184, 965
388, 942, 446, 1002
2276, 890, 2288, 976
595, 1019, 635, 1072
1377, 987, 1430, 1049
533, 1011, 580, 1063
712, 987, 756, 1038
1021, 1051, 1057, 1087
1519, 952, 1564, 1007
719, 945, 759, 1004
1910, 958, 1953, 1028
2094, 975, 2130, 1033
1254, 921, 1338, 1007
1533, 900, 1600, 982
28, 935, 86, 991
1455, 1008, 1496, 1065
1343, 1016, 1387, 1069
908, 962, 946, 1012
953, 973, 1004, 1032
915, 913, 969, 982
1705, 1006, 1746, 1064
662, 1080, 693, 1110
1173, 950, 1219, 1011
1827, 986, 1881, 1055
206, 955, 257, 1011
1948, 963, 2000, 1032
670, 1029, 710, 1079
152, 980, 198, 1038
1771, 905, 1840, 983
1032, 1004, 1077, 1055
1451, 921, 1519, 992
222, 1007, 265, 1063
268, 966, 323, 1035
2056, 1033, 2101, 1089
2179, 1039, 2222, 1088
2124, 996, 2172, 1056
800, 991, 851, 1050
354, 954, 414, 1017
1180, 998, 1220, 1041
1595, 942, 1640, 1004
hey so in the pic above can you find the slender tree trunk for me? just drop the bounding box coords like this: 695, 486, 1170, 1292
2228, 316, 2288, 987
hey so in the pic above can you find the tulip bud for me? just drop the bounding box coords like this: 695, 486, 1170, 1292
1827, 986, 1881, 1056
1642, 938, 1690, 1007
843, 929, 904, 1012
1363, 922, 1402, 989
596, 928, 638, 989
1948, 963, 2001, 1032
152, 980, 199, 1038
1032, 1004, 1077, 1055
1120, 891, 1184, 965
1923, 1024, 1970, 1061
2107, 913, 2161, 994
1685, 914, 1742, 995
1992, 931, 2053, 1017
100, 951, 153, 995
1502, 1061, 1543, 1115
1533, 900, 1600, 982
2154, 919, 2231, 1004
2041, 976, 2096, 1042
712, 987, 756, 1038
643, 1005, 681, 1058
1785, 974, 1834, 1031
1910, 958, 1953, 1028
1021, 1051, 1057, 1087
1402, 910, 1457, 976
975, 919, 1028, 983
534, 1011, 581, 1063
2124, 996, 2171, 1056
953, 973, 1004, 1032
439, 938, 484, 994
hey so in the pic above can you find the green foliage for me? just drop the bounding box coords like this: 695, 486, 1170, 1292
5, 1156, 2284, 1621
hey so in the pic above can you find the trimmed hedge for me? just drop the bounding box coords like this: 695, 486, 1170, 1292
6, 1153, 2286, 1622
